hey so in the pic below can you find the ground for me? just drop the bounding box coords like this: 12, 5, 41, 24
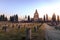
0, 22, 46, 40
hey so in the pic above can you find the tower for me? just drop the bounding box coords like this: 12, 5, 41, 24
57, 15, 59, 22
44, 15, 45, 21
46, 14, 48, 21
52, 13, 56, 22
25, 15, 27, 21
28, 15, 30, 21
34, 9, 39, 21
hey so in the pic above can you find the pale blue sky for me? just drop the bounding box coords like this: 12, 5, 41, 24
0, 0, 60, 18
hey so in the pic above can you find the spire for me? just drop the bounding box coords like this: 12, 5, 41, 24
35, 9, 38, 14
34, 9, 39, 21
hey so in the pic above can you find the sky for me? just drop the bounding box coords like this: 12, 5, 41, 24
0, 0, 60, 19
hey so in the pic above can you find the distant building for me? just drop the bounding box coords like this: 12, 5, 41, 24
57, 15, 59, 22
39, 18, 42, 21
46, 14, 48, 21
43, 15, 45, 21
28, 15, 30, 21
52, 13, 56, 22
34, 9, 39, 21
25, 15, 28, 21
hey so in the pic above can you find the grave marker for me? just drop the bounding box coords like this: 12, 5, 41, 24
26, 28, 31, 40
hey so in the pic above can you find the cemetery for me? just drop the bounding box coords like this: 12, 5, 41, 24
0, 22, 45, 40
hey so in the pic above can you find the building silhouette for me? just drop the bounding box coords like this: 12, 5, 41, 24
0, 9, 60, 23
57, 15, 59, 22
28, 15, 30, 21
52, 13, 56, 22
25, 15, 27, 19
43, 15, 45, 21
46, 14, 48, 21
34, 9, 39, 21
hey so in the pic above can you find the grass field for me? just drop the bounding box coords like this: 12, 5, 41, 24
0, 22, 45, 40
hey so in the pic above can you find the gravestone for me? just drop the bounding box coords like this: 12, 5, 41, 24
37, 26, 39, 30
2, 26, 7, 32
12, 25, 14, 28
26, 28, 31, 40
34, 26, 38, 32
18, 25, 20, 29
